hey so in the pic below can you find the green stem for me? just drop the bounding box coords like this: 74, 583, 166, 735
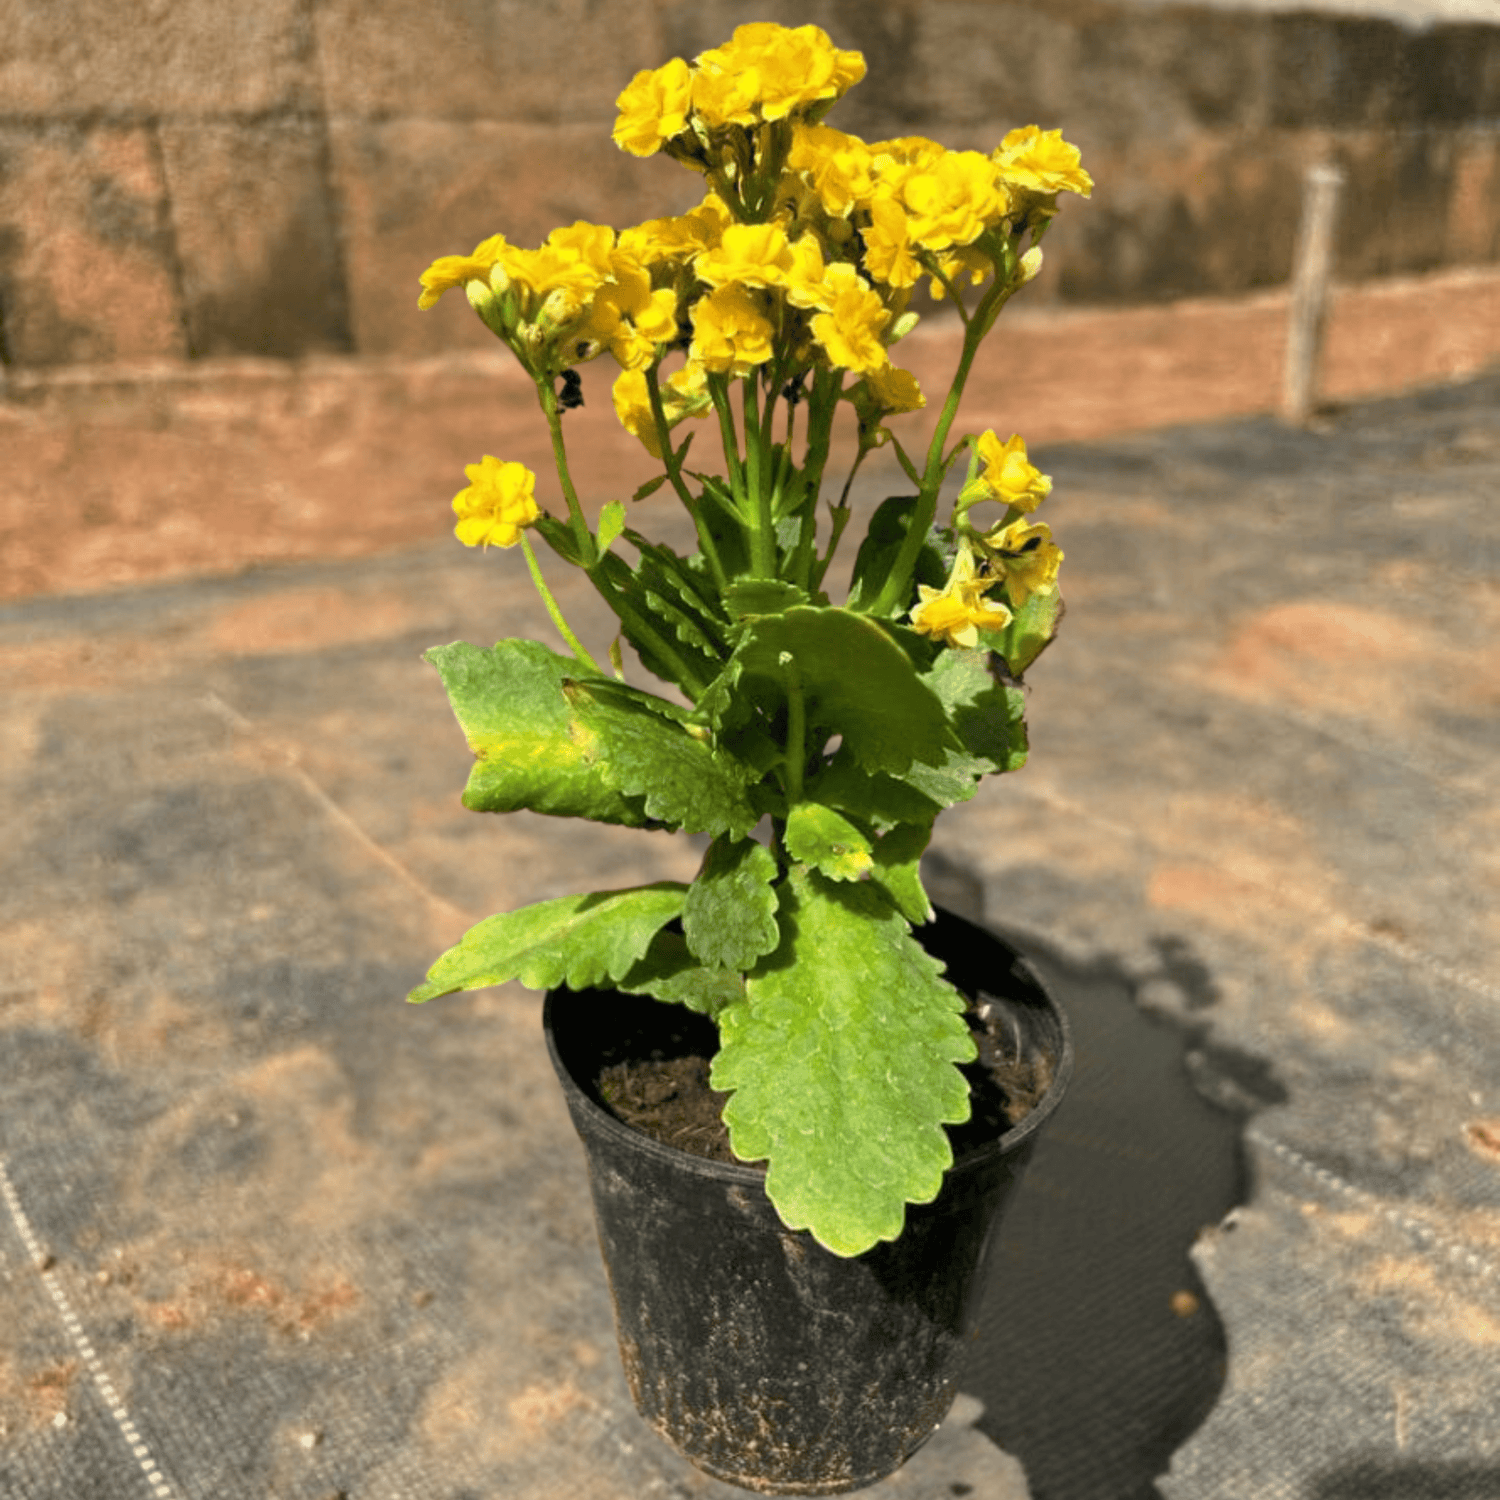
743, 375, 776, 576
646, 368, 727, 590
537, 378, 596, 568
520, 532, 603, 674
709, 375, 747, 511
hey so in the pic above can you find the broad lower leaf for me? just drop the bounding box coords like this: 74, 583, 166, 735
408, 884, 687, 1002
711, 870, 976, 1257
426, 640, 650, 826
564, 680, 760, 838
618, 929, 746, 1017
682, 836, 781, 970
784, 802, 873, 881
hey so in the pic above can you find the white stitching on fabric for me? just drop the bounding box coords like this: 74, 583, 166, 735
1247, 1130, 1499, 1288
0, 1158, 182, 1500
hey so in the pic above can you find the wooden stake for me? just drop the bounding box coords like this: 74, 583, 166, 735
1282, 163, 1345, 425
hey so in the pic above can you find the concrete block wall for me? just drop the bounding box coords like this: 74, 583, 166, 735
0, 0, 1496, 372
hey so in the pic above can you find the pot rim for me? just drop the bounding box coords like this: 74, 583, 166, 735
543, 911, 1074, 1191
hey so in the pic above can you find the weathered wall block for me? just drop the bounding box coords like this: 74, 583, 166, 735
160, 117, 351, 358
0, 0, 320, 116
0, 122, 186, 365
314, 0, 667, 121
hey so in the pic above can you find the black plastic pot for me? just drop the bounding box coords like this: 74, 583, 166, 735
543, 905, 1072, 1496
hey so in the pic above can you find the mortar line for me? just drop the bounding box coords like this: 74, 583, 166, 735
200, 691, 476, 927
0, 1158, 183, 1500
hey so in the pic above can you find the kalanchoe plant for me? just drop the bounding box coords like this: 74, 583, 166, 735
409, 23, 1091, 1257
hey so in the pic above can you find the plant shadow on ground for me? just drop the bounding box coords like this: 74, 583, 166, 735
1311, 1460, 1500, 1498
924, 853, 1286, 1500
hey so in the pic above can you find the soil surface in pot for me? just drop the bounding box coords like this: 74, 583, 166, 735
598, 994, 1055, 1166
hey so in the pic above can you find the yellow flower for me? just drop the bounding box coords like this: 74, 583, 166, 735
901, 150, 1009, 252
694, 222, 794, 289
579, 261, 681, 371
994, 127, 1093, 199
782, 233, 831, 310
809, 264, 890, 375
860, 194, 922, 289
909, 548, 1012, 648
613, 57, 694, 157
985, 518, 1064, 609
692, 23, 866, 126
451, 457, 541, 549
861, 362, 925, 415
612, 364, 711, 458
417, 233, 509, 310
787, 125, 876, 217
689, 283, 776, 375
972, 432, 1053, 513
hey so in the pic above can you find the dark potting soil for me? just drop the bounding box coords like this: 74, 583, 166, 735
597, 992, 1054, 1167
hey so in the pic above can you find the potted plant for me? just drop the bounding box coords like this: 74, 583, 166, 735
408, 22, 1091, 1494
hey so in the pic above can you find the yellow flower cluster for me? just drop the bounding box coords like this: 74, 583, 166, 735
417, 21, 1086, 619
615, 24, 866, 153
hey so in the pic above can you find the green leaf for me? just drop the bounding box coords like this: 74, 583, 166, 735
922, 648, 1029, 774
682, 836, 781, 970
722, 578, 809, 619
805, 750, 944, 833
844, 495, 948, 614
711, 869, 976, 1257
428, 640, 758, 836
564, 679, 759, 838
869, 821, 934, 924
784, 802, 872, 881
981, 588, 1064, 678
631, 474, 669, 502
596, 499, 627, 554
426, 640, 650, 826
407, 884, 687, 1002
700, 607, 952, 776
618, 929, 746, 1017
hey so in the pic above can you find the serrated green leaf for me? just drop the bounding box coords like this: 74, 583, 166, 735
425, 640, 650, 826
700, 607, 952, 776
868, 821, 934, 924
683, 836, 781, 970
563, 679, 760, 839
922, 648, 1029, 774
596, 499, 627, 554
722, 578, 809, 620
784, 802, 872, 881
618, 929, 746, 1017
407, 884, 687, 1002
806, 750, 944, 832
711, 869, 976, 1257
